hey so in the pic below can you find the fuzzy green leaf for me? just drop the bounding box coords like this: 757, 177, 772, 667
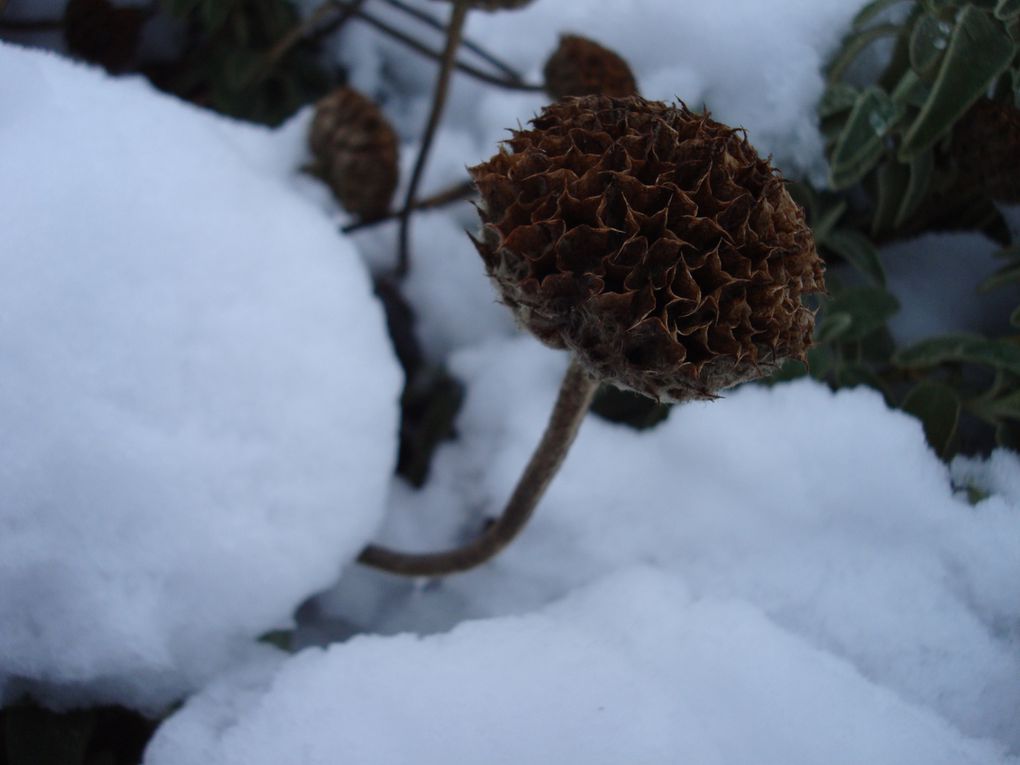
830, 87, 902, 188
854, 0, 912, 28
819, 83, 860, 117
900, 7, 1016, 157
894, 148, 935, 227
824, 229, 887, 286
901, 380, 960, 457
825, 286, 900, 339
872, 160, 911, 234
979, 262, 1020, 291
895, 335, 1020, 374
909, 13, 952, 78
996, 0, 1020, 20
812, 199, 848, 243
816, 312, 854, 343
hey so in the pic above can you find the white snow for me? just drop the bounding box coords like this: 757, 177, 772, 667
312, 337, 1020, 752
3, 1, 1019, 762
0, 43, 401, 712
146, 568, 1012, 765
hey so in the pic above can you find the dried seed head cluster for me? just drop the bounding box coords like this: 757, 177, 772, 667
470, 95, 825, 402
952, 98, 1020, 205
543, 35, 638, 100
308, 87, 399, 219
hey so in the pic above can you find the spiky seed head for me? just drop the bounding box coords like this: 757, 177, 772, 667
469, 95, 825, 403
543, 34, 638, 100
308, 87, 399, 220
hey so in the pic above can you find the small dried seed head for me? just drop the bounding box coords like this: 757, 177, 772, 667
543, 35, 638, 100
469, 95, 825, 403
308, 87, 399, 219
951, 98, 1020, 204
64, 0, 146, 73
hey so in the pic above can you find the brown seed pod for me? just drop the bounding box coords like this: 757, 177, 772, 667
951, 98, 1020, 204
469, 95, 825, 403
308, 87, 400, 220
543, 34, 639, 100
64, 0, 146, 73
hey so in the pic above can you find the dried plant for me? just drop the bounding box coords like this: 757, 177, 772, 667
359, 96, 824, 575
308, 87, 400, 220
543, 34, 638, 100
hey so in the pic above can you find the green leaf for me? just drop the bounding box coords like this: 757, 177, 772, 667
812, 199, 848, 243
895, 334, 1020, 374
894, 147, 934, 227
201, 0, 234, 31
996, 420, 1020, 448
1011, 305, 1020, 328
854, 0, 911, 28
996, 0, 1020, 20
816, 312, 854, 343
893, 334, 977, 367
825, 285, 900, 340
819, 83, 861, 117
909, 13, 952, 78
836, 362, 888, 393
872, 159, 911, 234
4, 706, 94, 765
829, 87, 902, 188
901, 380, 960, 457
890, 68, 931, 107
979, 388, 1020, 421
824, 229, 887, 286
899, 7, 1016, 157
979, 262, 1020, 291
827, 23, 902, 83
806, 345, 834, 379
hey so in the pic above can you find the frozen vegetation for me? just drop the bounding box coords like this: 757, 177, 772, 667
0, 0, 1018, 762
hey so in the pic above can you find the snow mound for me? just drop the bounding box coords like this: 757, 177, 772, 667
0, 43, 401, 712
319, 337, 1020, 751
145, 568, 1011, 765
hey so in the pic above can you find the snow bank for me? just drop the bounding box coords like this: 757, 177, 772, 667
145, 568, 1011, 765
318, 337, 1020, 751
0, 43, 401, 712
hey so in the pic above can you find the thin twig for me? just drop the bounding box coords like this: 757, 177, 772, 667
340, 1, 544, 92
254, 0, 366, 85
342, 178, 476, 234
358, 356, 597, 576
395, 0, 469, 278
377, 0, 524, 83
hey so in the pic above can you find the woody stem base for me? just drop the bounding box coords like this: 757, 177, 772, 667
358, 356, 597, 576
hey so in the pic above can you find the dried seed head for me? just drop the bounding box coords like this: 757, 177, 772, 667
469, 95, 825, 403
309, 87, 399, 219
64, 0, 146, 73
951, 98, 1020, 204
543, 35, 638, 100
429, 0, 533, 10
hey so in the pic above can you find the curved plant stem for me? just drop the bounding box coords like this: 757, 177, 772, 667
394, 0, 469, 279
341, 178, 475, 234
358, 356, 597, 576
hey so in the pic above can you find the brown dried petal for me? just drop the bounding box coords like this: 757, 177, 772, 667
470, 95, 825, 402
308, 87, 399, 219
951, 98, 1020, 204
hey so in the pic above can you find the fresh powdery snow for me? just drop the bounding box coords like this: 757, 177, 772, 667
0, 43, 401, 712
3, 0, 1020, 761
145, 568, 1009, 765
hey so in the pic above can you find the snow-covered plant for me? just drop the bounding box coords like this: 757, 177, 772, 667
358, 95, 825, 575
